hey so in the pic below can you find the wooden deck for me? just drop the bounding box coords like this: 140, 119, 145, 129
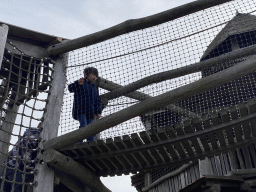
59, 98, 256, 177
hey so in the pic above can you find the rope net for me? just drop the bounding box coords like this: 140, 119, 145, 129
0, 40, 54, 191
60, 0, 256, 142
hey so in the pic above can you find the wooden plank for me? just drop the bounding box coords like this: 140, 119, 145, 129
241, 147, 253, 169
183, 120, 202, 154
175, 123, 194, 156
210, 113, 226, 147
165, 125, 187, 158
148, 130, 171, 162
192, 117, 210, 151
123, 135, 148, 166
114, 137, 140, 167
219, 109, 234, 144
140, 131, 164, 163
238, 103, 251, 139
236, 148, 246, 169
247, 98, 256, 136
230, 106, 243, 142
202, 114, 219, 150
131, 133, 156, 164
156, 127, 179, 160
249, 144, 256, 167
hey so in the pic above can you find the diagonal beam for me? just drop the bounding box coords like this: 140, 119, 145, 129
43, 55, 256, 150
97, 77, 198, 118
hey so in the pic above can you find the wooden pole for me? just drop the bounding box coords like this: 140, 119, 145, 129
47, 0, 232, 56
0, 105, 19, 174
43, 149, 112, 192
0, 24, 8, 68
100, 44, 256, 101
0, 24, 9, 173
97, 77, 198, 118
34, 54, 67, 192
43, 54, 256, 150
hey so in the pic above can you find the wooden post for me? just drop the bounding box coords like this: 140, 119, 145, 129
47, 0, 232, 56
199, 158, 213, 177
0, 105, 19, 174
0, 24, 8, 68
0, 24, 9, 173
34, 54, 67, 192
43, 149, 112, 192
44, 55, 256, 150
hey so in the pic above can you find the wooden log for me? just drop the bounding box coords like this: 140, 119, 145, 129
44, 55, 256, 150
43, 148, 111, 192
99, 44, 256, 102
0, 105, 19, 174
34, 54, 67, 192
97, 77, 198, 118
47, 0, 233, 56
0, 24, 8, 68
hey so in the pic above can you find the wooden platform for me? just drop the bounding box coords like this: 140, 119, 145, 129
59, 98, 256, 177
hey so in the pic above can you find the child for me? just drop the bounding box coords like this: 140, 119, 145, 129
68, 67, 101, 142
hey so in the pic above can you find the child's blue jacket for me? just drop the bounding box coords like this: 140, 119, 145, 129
68, 80, 101, 120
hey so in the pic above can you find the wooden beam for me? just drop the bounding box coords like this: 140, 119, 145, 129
0, 105, 19, 174
34, 54, 67, 192
0, 24, 8, 68
47, 0, 232, 56
97, 77, 198, 118
43, 149, 111, 192
43, 55, 256, 150
100, 44, 256, 101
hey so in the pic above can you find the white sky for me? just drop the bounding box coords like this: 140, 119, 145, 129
0, 0, 193, 192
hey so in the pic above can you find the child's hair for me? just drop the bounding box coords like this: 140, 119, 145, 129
84, 67, 98, 77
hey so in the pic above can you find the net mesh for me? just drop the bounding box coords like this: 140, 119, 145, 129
60, 0, 256, 141
0, 40, 54, 191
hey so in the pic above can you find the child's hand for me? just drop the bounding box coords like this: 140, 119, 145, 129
78, 78, 85, 85
97, 114, 101, 119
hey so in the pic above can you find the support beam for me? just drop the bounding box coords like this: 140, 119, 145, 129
43, 149, 111, 192
47, 0, 232, 56
34, 54, 67, 192
0, 24, 8, 68
99, 44, 256, 101
43, 54, 256, 150
97, 77, 198, 118
0, 105, 19, 174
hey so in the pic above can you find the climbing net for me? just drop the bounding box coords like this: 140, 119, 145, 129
0, 40, 54, 191
60, 0, 256, 140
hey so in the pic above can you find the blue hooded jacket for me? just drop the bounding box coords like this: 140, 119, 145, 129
68, 79, 101, 120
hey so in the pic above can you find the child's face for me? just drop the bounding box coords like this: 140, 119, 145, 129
86, 73, 97, 82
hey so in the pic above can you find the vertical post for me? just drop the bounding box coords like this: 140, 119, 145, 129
0, 24, 10, 173
0, 24, 8, 68
34, 53, 67, 192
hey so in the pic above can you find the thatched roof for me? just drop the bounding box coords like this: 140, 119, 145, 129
201, 13, 256, 61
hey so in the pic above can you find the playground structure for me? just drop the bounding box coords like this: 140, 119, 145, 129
1, 0, 256, 191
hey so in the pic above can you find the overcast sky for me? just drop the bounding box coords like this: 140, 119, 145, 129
0, 0, 193, 192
